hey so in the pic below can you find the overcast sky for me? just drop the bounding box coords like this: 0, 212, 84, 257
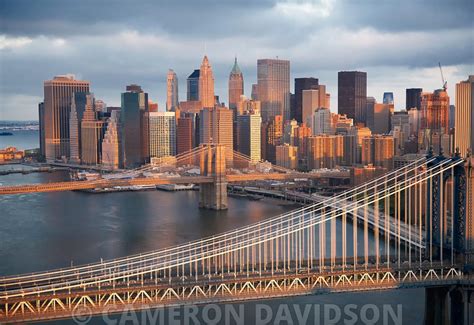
0, 0, 473, 120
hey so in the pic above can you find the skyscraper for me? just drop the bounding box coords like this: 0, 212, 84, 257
372, 103, 393, 134
69, 92, 89, 163
177, 115, 194, 154
199, 107, 234, 155
187, 70, 200, 101
312, 107, 333, 135
199, 56, 215, 108
257, 59, 290, 122
383, 92, 394, 105
366, 97, 376, 131
294, 77, 319, 123
81, 94, 106, 165
261, 115, 283, 163
149, 112, 176, 158
362, 135, 394, 170
237, 112, 261, 162
166, 69, 179, 111
455, 75, 474, 157
120, 84, 149, 168
276, 144, 298, 170
43, 75, 90, 161
307, 135, 344, 170
228, 57, 244, 111
406, 88, 423, 110
421, 89, 450, 133
338, 71, 367, 125
302, 85, 329, 127
102, 110, 121, 169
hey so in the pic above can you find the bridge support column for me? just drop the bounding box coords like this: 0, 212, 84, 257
424, 285, 472, 325
199, 144, 228, 210
424, 287, 449, 325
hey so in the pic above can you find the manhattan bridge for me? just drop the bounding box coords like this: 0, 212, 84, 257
0, 145, 473, 324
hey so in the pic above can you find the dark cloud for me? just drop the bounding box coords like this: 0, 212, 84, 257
0, 0, 473, 120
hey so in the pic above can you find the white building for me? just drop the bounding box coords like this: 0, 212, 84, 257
312, 107, 333, 135
149, 112, 176, 158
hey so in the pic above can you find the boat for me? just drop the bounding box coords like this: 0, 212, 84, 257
0, 132, 13, 136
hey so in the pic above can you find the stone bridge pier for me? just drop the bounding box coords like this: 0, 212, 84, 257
199, 144, 228, 210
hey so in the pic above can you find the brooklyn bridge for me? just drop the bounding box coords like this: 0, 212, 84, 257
0, 145, 473, 324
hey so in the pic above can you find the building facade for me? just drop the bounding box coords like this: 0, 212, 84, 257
406, 88, 423, 110
120, 84, 150, 168
338, 71, 367, 125
166, 69, 179, 112
237, 113, 262, 162
455, 76, 474, 157
43, 75, 90, 161
257, 59, 290, 122
149, 112, 176, 158
228, 58, 244, 111
293, 77, 319, 123
199, 56, 215, 108
101, 110, 121, 169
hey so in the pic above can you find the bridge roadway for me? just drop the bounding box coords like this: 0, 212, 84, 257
0, 263, 466, 323
0, 172, 348, 195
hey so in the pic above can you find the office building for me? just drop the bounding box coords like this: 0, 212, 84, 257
69, 92, 89, 163
276, 144, 298, 170
257, 59, 290, 122
228, 58, 244, 111
383, 92, 394, 105
251, 84, 259, 101
293, 77, 319, 123
120, 84, 150, 168
366, 97, 376, 131
307, 135, 344, 170
261, 115, 283, 163
187, 69, 200, 101
200, 107, 233, 155
149, 112, 176, 158
406, 88, 423, 110
199, 56, 215, 108
237, 112, 261, 162
421, 89, 450, 133
81, 95, 106, 165
102, 110, 121, 169
372, 103, 393, 134
283, 119, 298, 146
295, 123, 312, 170
302, 85, 329, 126
408, 109, 420, 136
455, 76, 474, 157
43, 75, 90, 161
166, 69, 179, 112
312, 107, 332, 135
362, 135, 394, 170
338, 71, 367, 125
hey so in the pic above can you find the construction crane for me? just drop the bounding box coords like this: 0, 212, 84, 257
438, 62, 447, 91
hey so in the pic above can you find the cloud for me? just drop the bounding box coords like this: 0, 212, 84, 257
0, 35, 32, 50
274, 0, 335, 19
0, 0, 473, 120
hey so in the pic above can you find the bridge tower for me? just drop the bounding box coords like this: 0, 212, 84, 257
426, 151, 469, 263
199, 144, 228, 210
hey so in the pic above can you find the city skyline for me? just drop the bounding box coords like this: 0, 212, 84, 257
1, 0, 473, 120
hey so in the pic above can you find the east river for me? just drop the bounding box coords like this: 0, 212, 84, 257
0, 130, 428, 324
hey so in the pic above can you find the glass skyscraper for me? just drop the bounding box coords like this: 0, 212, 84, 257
120, 84, 149, 168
